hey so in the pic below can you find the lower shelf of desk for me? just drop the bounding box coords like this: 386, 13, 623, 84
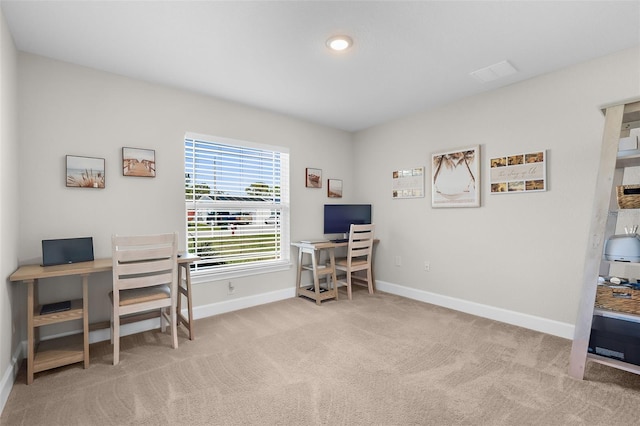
33, 333, 85, 373
297, 286, 337, 303
33, 298, 83, 327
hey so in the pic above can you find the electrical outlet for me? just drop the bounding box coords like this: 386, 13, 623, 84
228, 281, 235, 294
394, 256, 402, 266
424, 261, 430, 272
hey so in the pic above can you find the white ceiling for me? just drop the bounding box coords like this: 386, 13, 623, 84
2, 1, 639, 132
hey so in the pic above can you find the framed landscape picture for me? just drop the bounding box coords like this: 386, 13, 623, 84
122, 147, 156, 177
328, 179, 343, 198
66, 155, 105, 188
306, 168, 322, 188
431, 145, 480, 208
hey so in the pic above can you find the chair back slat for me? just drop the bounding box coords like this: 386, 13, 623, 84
116, 246, 174, 263
115, 257, 174, 276
116, 270, 174, 291
113, 233, 176, 247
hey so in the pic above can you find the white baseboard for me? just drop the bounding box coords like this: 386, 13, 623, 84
89, 318, 163, 344
88, 287, 297, 343
1, 343, 24, 416
192, 287, 296, 320
194, 284, 574, 340
376, 280, 575, 340
91, 284, 573, 342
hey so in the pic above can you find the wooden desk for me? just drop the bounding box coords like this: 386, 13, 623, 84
292, 239, 380, 304
291, 241, 340, 305
9, 253, 199, 384
10, 259, 111, 384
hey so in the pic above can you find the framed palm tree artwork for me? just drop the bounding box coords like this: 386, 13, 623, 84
431, 145, 480, 208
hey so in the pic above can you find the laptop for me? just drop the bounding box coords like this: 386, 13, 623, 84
41, 237, 94, 266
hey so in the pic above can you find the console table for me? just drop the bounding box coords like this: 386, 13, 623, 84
9, 253, 199, 384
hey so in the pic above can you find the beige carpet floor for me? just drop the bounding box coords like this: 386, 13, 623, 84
3, 288, 640, 425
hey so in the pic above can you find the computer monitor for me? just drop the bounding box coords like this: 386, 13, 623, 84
323, 204, 372, 238
41, 237, 94, 266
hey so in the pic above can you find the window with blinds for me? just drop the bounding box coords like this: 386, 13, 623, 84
185, 133, 290, 276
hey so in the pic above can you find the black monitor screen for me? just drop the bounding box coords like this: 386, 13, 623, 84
42, 237, 94, 266
323, 204, 372, 236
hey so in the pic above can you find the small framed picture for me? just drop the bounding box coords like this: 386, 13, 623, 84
392, 167, 424, 199
328, 179, 343, 198
305, 168, 322, 188
66, 155, 105, 188
123, 147, 156, 177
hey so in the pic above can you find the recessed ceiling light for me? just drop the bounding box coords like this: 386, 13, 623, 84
326, 35, 353, 52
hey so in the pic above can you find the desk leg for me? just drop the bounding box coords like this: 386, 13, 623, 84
296, 248, 304, 297
178, 263, 195, 340
311, 250, 322, 305
328, 248, 338, 300
26, 279, 35, 385
82, 274, 89, 369
372, 245, 377, 292
177, 265, 183, 327
187, 267, 195, 340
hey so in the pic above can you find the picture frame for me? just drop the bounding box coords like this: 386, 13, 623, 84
305, 168, 322, 188
392, 167, 424, 199
490, 150, 546, 194
328, 179, 343, 198
66, 155, 105, 188
431, 145, 480, 208
122, 147, 156, 177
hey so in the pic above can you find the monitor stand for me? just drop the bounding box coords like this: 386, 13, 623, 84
330, 233, 349, 243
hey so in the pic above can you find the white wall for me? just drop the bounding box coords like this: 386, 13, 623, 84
17, 53, 354, 333
0, 7, 20, 413
353, 47, 640, 334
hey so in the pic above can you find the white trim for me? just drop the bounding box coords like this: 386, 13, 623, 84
89, 318, 162, 344
1, 343, 23, 415
192, 287, 295, 319
89, 283, 573, 342
376, 280, 575, 340
191, 262, 292, 284
89, 288, 296, 343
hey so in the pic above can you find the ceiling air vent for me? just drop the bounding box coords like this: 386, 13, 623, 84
470, 60, 517, 83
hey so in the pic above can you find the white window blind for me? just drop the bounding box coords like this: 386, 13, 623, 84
185, 133, 290, 275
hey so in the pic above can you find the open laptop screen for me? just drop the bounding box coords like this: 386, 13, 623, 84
41, 237, 94, 266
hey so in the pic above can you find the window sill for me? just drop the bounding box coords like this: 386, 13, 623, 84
190, 261, 292, 284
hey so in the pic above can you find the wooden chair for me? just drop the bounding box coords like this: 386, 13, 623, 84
110, 233, 178, 365
335, 224, 375, 300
